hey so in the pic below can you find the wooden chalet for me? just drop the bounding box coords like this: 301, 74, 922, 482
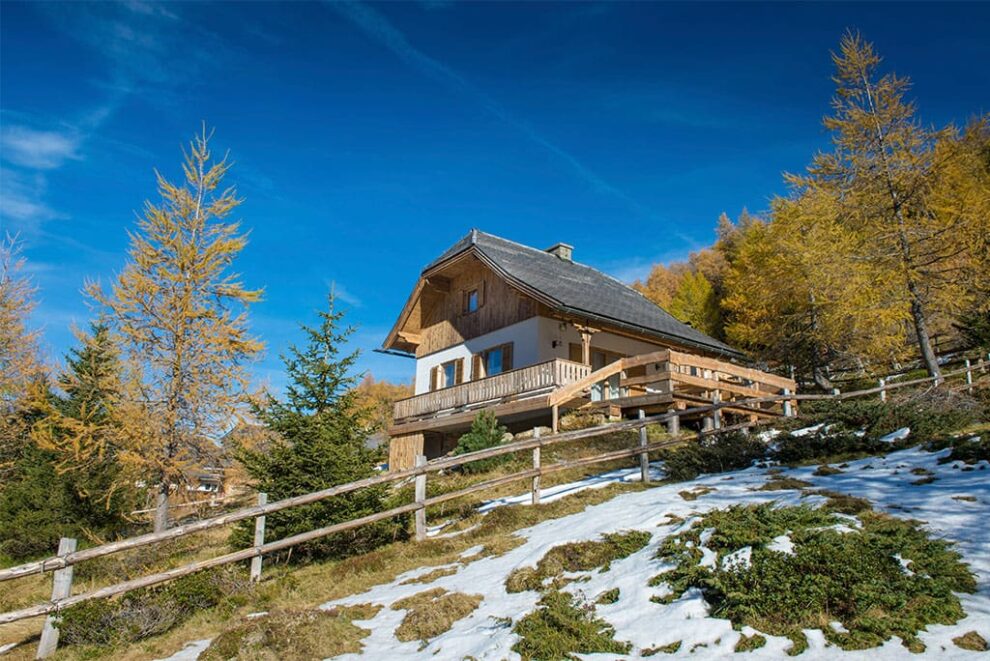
383, 230, 796, 470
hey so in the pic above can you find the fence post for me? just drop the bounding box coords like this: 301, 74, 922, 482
531, 429, 541, 506
414, 455, 427, 542
667, 409, 680, 436
638, 409, 650, 484
712, 392, 722, 430
782, 388, 793, 417
965, 359, 973, 393
36, 537, 77, 659
249, 492, 267, 583
879, 378, 886, 403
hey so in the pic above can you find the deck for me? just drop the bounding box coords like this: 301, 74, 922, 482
388, 350, 796, 470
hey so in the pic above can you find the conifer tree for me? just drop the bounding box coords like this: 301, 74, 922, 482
669, 270, 722, 338
89, 128, 262, 531
789, 33, 985, 381
233, 294, 401, 560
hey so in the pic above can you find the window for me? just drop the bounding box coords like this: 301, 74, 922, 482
473, 343, 513, 379
466, 289, 479, 313
462, 283, 484, 314
430, 358, 464, 391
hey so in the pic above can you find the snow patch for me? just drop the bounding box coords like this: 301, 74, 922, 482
768, 533, 795, 555
879, 427, 910, 443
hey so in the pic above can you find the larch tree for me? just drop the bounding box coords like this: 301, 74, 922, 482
724, 190, 906, 389
669, 270, 722, 338
89, 128, 263, 532
789, 32, 983, 382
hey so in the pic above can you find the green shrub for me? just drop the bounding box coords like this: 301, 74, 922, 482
650, 504, 976, 653
452, 410, 511, 474
933, 436, 989, 466
57, 566, 250, 648
512, 590, 631, 660
772, 428, 885, 465
658, 431, 766, 482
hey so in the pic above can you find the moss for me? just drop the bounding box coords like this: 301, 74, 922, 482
734, 633, 767, 652
813, 464, 843, 476
392, 588, 482, 642
512, 590, 630, 660
649, 504, 976, 653
595, 588, 620, 605
953, 630, 989, 651
200, 605, 380, 660
505, 530, 651, 593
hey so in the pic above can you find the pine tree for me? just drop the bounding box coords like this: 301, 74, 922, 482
88, 127, 263, 531
789, 33, 986, 381
232, 294, 402, 561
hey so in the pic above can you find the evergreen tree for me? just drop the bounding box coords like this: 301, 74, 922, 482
0, 324, 137, 559
232, 295, 402, 561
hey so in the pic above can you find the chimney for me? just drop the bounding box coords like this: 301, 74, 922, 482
545, 242, 574, 262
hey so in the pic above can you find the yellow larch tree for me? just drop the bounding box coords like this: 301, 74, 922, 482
88, 128, 263, 532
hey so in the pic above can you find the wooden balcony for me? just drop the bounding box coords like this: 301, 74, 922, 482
393, 358, 591, 423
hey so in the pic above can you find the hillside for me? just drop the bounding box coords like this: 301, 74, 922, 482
158, 428, 989, 660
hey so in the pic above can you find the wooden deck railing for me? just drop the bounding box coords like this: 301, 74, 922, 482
0, 358, 983, 659
393, 358, 591, 421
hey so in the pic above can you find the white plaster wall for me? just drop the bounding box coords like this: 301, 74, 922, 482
536, 316, 666, 362
413, 317, 542, 395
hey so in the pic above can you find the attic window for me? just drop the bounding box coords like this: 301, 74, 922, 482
464, 288, 479, 313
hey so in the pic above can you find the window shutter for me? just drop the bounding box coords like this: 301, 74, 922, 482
479, 280, 487, 308
472, 354, 484, 380
455, 358, 464, 384
502, 343, 513, 371
569, 343, 582, 363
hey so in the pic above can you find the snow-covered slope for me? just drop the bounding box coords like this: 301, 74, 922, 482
162, 440, 989, 660
325, 444, 989, 660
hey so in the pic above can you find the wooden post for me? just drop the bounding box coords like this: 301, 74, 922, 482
965, 359, 973, 393
879, 378, 886, 402
666, 409, 679, 436
782, 388, 793, 417
249, 492, 267, 583
551, 404, 559, 433
36, 537, 77, 659
712, 392, 722, 430
531, 429, 541, 506
414, 455, 427, 542
638, 409, 649, 484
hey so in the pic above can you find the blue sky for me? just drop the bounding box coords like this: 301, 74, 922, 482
2, 1, 988, 390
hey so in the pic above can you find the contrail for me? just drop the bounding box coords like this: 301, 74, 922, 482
329, 1, 659, 221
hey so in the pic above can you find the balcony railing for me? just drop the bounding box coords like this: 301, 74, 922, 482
394, 358, 591, 422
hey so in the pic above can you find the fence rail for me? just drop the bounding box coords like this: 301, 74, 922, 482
0, 357, 983, 657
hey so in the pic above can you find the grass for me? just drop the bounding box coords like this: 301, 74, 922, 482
0, 480, 651, 660
754, 477, 812, 491
199, 604, 381, 660
511, 590, 631, 660
678, 486, 715, 501
650, 503, 977, 654
595, 588, 620, 605
391, 588, 483, 643
504, 530, 651, 593
398, 566, 458, 585
642, 640, 681, 655
953, 630, 988, 651
813, 464, 843, 476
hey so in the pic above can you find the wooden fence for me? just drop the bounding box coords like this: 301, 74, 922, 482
0, 358, 984, 658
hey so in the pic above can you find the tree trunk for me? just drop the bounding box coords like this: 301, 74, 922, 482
153, 485, 169, 533
811, 364, 834, 391
907, 280, 943, 384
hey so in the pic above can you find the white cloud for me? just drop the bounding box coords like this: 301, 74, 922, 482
0, 168, 62, 229
1, 126, 81, 170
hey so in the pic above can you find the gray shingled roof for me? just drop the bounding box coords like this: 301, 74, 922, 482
425, 230, 741, 357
